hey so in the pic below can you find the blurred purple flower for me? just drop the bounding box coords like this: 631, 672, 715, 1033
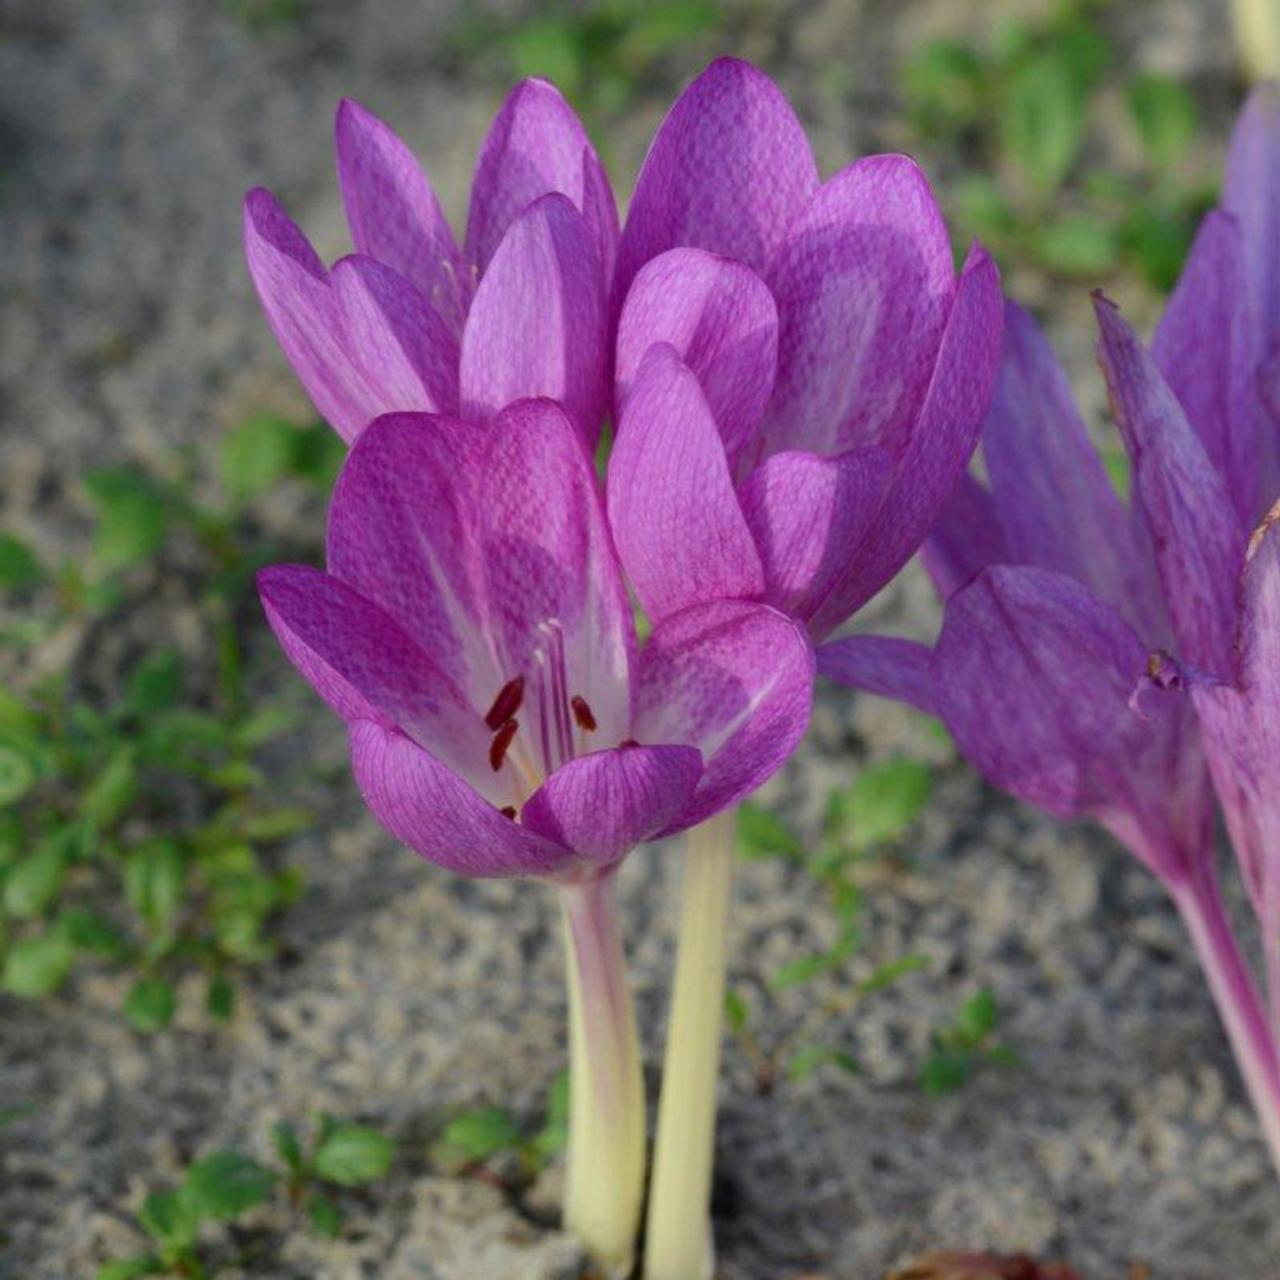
243, 81, 615, 446
821, 87, 1280, 1170
604, 57, 1004, 643
257, 399, 813, 881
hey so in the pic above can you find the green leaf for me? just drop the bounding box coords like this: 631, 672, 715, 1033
432, 1106, 520, 1171
1001, 52, 1088, 201
307, 1192, 343, 1239
770, 953, 831, 992
786, 1044, 860, 1083
919, 1045, 973, 1097
313, 1122, 395, 1186
3, 837, 69, 919
287, 421, 346, 488
0, 533, 44, 590
60, 908, 130, 957
124, 840, 187, 932
183, 1151, 275, 1220
736, 803, 802, 860
843, 758, 934, 850
724, 988, 750, 1034
206, 973, 235, 1021
1128, 73, 1197, 171
138, 1188, 198, 1246
82, 747, 138, 828
0, 742, 35, 805
954, 988, 999, 1046
1100, 446, 1132, 501
219, 414, 298, 503
84, 466, 169, 572
125, 651, 184, 716
856, 952, 927, 996
95, 1255, 166, 1280
901, 38, 986, 131
1035, 214, 1120, 277
530, 1071, 570, 1164
124, 977, 176, 1033
3, 929, 74, 997
271, 1120, 303, 1173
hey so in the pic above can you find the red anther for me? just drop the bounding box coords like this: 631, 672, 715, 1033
489, 718, 519, 771
484, 675, 525, 730
570, 695, 598, 732
500, 806, 517, 820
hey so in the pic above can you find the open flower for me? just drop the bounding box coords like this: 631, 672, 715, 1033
605, 58, 1003, 643
244, 80, 614, 446
258, 399, 813, 878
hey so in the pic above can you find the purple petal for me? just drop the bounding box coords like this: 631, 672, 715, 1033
737, 445, 891, 629
613, 57, 818, 315
331, 254, 460, 417
633, 600, 814, 832
816, 635, 936, 715
607, 344, 765, 622
334, 98, 468, 333
806, 243, 1003, 638
615, 248, 778, 460
459, 193, 608, 447
761, 155, 957, 456
329, 403, 633, 746
1095, 295, 1245, 675
986, 302, 1162, 634
936, 565, 1211, 878
521, 744, 703, 867
1224, 84, 1280, 341
350, 720, 571, 879
921, 473, 1008, 600
1153, 212, 1258, 528
465, 78, 618, 283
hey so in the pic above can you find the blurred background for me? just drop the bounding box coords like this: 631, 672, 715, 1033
0, 2, 1274, 1278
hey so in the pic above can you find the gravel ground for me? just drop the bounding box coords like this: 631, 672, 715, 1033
2, 1, 1278, 1277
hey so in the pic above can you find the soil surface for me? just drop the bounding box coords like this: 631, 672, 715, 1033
2, 1, 1277, 1277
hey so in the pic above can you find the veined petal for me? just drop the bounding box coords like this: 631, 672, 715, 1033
613, 57, 818, 314
331, 255, 460, 417
607, 344, 764, 621
806, 243, 1003, 638
986, 302, 1161, 633
762, 155, 956, 456
460, 193, 608, 448
1152, 212, 1259, 529
633, 600, 814, 832
350, 720, 572, 878
334, 98, 468, 333
921, 473, 1008, 600
936, 566, 1210, 880
465, 78, 618, 282
1095, 295, 1245, 676
521, 744, 703, 867
615, 248, 777, 460
816, 635, 936, 715
1224, 83, 1280, 339
737, 445, 891, 628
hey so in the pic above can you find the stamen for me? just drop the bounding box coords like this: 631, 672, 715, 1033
500, 805, 517, 820
484, 675, 525, 730
489, 718, 519, 771
571, 695, 598, 732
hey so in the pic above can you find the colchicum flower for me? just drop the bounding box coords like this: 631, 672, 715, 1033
602, 58, 1003, 1279
244, 79, 615, 447
821, 87, 1280, 1177
256, 400, 814, 1269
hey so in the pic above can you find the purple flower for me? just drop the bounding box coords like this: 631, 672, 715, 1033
243, 81, 615, 446
257, 399, 814, 881
604, 58, 1005, 643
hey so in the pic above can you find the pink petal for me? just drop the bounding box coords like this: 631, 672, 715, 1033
816, 635, 936, 715
737, 446, 891, 628
615, 248, 777, 460
613, 57, 818, 316
633, 599, 814, 832
1095, 295, 1245, 676
607, 344, 764, 621
460, 193, 608, 448
334, 98, 468, 333
350, 720, 572, 879
761, 155, 956, 457
813, 243, 1002, 638
521, 744, 703, 867
465, 78, 618, 282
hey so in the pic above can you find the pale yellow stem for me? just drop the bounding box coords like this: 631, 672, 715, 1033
561, 872, 646, 1276
644, 808, 737, 1280
1232, 0, 1280, 81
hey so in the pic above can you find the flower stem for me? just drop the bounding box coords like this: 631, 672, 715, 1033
560, 870, 646, 1276
644, 808, 737, 1280
1173, 864, 1280, 1178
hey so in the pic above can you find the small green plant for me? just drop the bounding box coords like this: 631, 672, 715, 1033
729, 756, 937, 1088
0, 414, 340, 1028
96, 1115, 394, 1278
901, 2, 1214, 291
918, 988, 1019, 1097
